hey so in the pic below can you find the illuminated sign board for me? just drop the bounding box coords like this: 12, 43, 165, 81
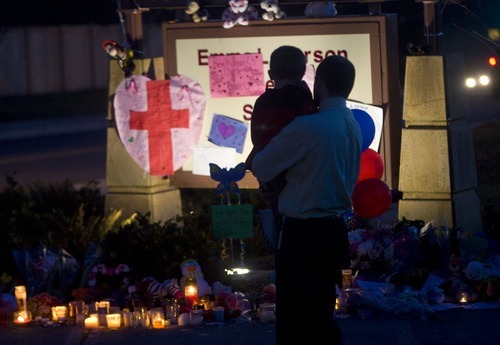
163, 16, 400, 188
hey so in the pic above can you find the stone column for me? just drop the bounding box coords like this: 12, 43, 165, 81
104, 58, 183, 223
398, 54, 482, 231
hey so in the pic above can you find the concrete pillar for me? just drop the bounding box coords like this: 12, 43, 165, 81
398, 54, 482, 231
104, 57, 183, 223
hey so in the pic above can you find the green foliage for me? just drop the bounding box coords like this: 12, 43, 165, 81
0, 178, 107, 252
0, 175, 274, 300
100, 211, 224, 283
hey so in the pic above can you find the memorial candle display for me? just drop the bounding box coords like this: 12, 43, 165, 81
184, 278, 198, 309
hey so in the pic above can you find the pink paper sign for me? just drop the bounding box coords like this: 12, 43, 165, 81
209, 53, 265, 98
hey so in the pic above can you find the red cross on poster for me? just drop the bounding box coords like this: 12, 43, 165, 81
129, 81, 189, 175
113, 75, 206, 175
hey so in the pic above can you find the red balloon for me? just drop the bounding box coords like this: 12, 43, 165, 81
357, 148, 384, 183
352, 178, 392, 219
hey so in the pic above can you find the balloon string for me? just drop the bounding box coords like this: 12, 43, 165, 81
240, 239, 245, 267
220, 239, 228, 261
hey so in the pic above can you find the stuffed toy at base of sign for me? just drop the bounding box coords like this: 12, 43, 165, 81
179, 258, 212, 296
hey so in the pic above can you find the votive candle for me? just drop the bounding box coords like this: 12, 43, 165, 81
13, 310, 32, 324
84, 314, 99, 329
52, 306, 67, 321
152, 312, 165, 329
106, 314, 121, 329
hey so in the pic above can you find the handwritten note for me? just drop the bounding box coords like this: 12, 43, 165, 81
209, 54, 265, 98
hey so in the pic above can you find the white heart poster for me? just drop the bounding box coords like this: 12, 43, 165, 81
113, 75, 206, 175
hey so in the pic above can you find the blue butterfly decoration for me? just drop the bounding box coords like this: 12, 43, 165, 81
209, 162, 246, 197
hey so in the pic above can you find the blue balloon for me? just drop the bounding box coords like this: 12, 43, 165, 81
352, 109, 375, 152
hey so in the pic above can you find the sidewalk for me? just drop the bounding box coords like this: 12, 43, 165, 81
1, 305, 500, 345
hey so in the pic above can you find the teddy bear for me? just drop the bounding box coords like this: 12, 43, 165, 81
260, 0, 286, 21
304, 1, 337, 18
185, 1, 209, 23
179, 258, 212, 297
222, 0, 258, 29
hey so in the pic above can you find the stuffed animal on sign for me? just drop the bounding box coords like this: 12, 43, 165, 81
260, 0, 286, 21
185, 1, 209, 23
102, 40, 135, 76
304, 1, 337, 18
179, 258, 212, 297
222, 0, 258, 29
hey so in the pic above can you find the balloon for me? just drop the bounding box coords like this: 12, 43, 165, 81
352, 109, 375, 152
357, 148, 384, 183
352, 178, 392, 219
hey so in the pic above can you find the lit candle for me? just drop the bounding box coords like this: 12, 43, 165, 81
106, 314, 121, 329
13, 310, 32, 324
95, 301, 110, 314
14, 286, 27, 315
51, 306, 68, 321
84, 314, 99, 329
184, 278, 198, 309
152, 312, 165, 329
459, 292, 469, 304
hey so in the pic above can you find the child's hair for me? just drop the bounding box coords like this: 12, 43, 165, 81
269, 45, 307, 80
316, 55, 355, 98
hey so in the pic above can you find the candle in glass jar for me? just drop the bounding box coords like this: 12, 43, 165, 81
184, 278, 198, 309
189, 309, 203, 326
14, 286, 27, 314
84, 314, 99, 329
106, 314, 121, 329
13, 310, 32, 324
341, 269, 353, 290
52, 306, 68, 321
152, 312, 165, 329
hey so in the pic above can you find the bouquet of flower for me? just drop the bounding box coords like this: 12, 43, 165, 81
27, 292, 62, 318
348, 225, 395, 277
